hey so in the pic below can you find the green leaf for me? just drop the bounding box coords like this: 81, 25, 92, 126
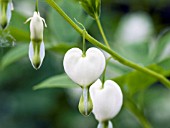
158, 57, 170, 71
79, 0, 101, 18
94, 0, 101, 17
48, 0, 92, 43
47, 43, 76, 54
9, 26, 30, 41
114, 42, 153, 66
155, 30, 170, 61
9, 11, 30, 41
113, 64, 170, 96
33, 74, 77, 90
80, 0, 95, 18
0, 44, 28, 69
106, 60, 132, 78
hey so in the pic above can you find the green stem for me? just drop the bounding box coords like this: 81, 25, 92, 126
45, 0, 170, 88
102, 65, 107, 88
95, 14, 111, 49
102, 57, 112, 87
82, 30, 86, 57
35, 0, 39, 12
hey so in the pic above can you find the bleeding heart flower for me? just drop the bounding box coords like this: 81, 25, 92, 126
90, 79, 123, 122
25, 11, 47, 69
63, 47, 106, 87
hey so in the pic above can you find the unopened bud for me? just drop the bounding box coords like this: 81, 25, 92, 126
25, 11, 47, 69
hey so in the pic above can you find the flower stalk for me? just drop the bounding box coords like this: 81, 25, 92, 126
45, 0, 170, 88
95, 14, 110, 49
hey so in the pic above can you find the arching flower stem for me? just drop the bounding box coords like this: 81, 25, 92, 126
45, 0, 170, 88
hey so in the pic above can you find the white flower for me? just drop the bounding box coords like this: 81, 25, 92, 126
63, 47, 106, 87
90, 79, 123, 122
116, 12, 153, 44
25, 11, 47, 69
0, 0, 14, 29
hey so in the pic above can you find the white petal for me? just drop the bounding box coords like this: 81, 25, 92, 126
39, 41, 45, 66
30, 11, 44, 40
6, 2, 12, 25
97, 121, 113, 128
63, 47, 106, 86
28, 41, 34, 68
28, 41, 45, 69
24, 17, 32, 24
90, 79, 123, 122
10, 1, 14, 10
41, 17, 47, 27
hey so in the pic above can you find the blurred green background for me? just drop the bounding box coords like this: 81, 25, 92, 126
0, 0, 170, 128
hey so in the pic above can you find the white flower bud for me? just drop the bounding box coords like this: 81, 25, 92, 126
0, 0, 14, 29
30, 12, 45, 40
25, 11, 47, 69
63, 47, 106, 87
90, 79, 123, 122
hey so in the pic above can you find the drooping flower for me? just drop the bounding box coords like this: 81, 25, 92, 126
63, 47, 106, 87
0, 0, 14, 29
63, 47, 106, 116
25, 11, 47, 69
90, 79, 123, 127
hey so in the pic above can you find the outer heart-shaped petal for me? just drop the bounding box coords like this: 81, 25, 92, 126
29, 41, 45, 70
63, 47, 106, 87
90, 79, 123, 122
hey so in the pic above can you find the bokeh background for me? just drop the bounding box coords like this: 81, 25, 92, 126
0, 0, 170, 128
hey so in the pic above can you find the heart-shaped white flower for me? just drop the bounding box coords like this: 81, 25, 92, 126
63, 47, 106, 87
90, 79, 123, 122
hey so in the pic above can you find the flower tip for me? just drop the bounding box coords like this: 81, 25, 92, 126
32, 60, 41, 70
31, 50, 44, 70
29, 52, 42, 70
0, 17, 8, 29
1, 22, 7, 29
